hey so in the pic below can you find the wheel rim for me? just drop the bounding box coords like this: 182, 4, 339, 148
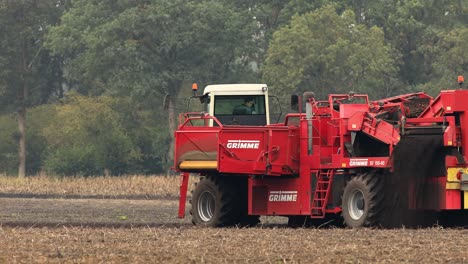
348, 189, 365, 220
198, 191, 215, 222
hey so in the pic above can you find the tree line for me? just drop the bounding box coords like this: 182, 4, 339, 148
0, 0, 466, 176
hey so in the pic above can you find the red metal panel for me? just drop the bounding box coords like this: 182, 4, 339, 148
443, 189, 461, 210
339, 104, 369, 119
249, 176, 311, 216
174, 130, 219, 169
178, 172, 190, 218
347, 112, 365, 131
339, 157, 390, 168
218, 126, 299, 176
218, 127, 267, 174
458, 112, 468, 160
441, 157, 462, 210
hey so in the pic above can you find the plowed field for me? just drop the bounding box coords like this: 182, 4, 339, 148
1, 196, 468, 263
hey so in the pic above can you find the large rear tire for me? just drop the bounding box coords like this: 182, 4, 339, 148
341, 172, 384, 227
190, 176, 258, 227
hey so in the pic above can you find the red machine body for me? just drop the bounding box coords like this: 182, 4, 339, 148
175, 89, 468, 227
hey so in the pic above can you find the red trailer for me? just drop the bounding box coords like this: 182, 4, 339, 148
174, 81, 468, 227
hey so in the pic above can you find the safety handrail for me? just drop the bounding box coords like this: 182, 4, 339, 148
178, 112, 224, 128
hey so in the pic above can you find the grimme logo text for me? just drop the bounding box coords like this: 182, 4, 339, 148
268, 191, 298, 202
349, 158, 369, 166
226, 140, 260, 149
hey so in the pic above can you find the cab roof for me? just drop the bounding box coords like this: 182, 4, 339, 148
203, 84, 268, 95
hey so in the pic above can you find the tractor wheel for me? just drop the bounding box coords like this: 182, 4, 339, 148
190, 176, 240, 227
341, 172, 384, 227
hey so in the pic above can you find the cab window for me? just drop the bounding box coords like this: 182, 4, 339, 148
213, 95, 267, 126
214, 95, 266, 115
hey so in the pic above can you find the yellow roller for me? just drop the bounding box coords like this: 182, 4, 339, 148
179, 160, 218, 170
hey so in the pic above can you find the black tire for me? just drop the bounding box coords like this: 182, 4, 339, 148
190, 176, 258, 227
341, 172, 384, 227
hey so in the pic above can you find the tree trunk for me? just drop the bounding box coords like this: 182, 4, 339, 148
18, 28, 28, 178
18, 107, 26, 178
165, 97, 176, 175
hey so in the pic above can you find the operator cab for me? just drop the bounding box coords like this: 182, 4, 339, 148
201, 84, 271, 126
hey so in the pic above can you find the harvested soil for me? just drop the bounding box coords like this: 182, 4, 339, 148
1, 224, 467, 263
0, 197, 467, 263
0, 175, 467, 263
0, 197, 186, 227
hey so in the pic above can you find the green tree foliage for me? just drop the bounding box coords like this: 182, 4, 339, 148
0, 1, 64, 177
227, 0, 329, 76
46, 0, 255, 99
42, 94, 141, 176
26, 105, 58, 174
390, 1, 467, 93
0, 0, 466, 176
0, 96, 168, 176
41, 93, 168, 176
0, 105, 57, 175
0, 115, 18, 175
424, 27, 468, 94
108, 96, 170, 174
263, 5, 399, 99
337, 0, 467, 92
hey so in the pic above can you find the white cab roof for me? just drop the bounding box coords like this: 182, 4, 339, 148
203, 84, 268, 95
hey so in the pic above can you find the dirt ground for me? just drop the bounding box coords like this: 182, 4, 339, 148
1, 196, 468, 263
0, 197, 185, 227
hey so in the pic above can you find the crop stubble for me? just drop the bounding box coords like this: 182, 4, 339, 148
0, 226, 467, 263
0, 175, 467, 263
0, 197, 467, 263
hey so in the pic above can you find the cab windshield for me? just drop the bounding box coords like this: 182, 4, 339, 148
213, 95, 266, 126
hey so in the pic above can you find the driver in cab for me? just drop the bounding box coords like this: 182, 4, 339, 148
233, 97, 255, 115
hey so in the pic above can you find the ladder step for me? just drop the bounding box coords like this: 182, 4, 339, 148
311, 170, 335, 217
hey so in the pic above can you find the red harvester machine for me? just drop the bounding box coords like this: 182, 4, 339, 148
174, 77, 468, 227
